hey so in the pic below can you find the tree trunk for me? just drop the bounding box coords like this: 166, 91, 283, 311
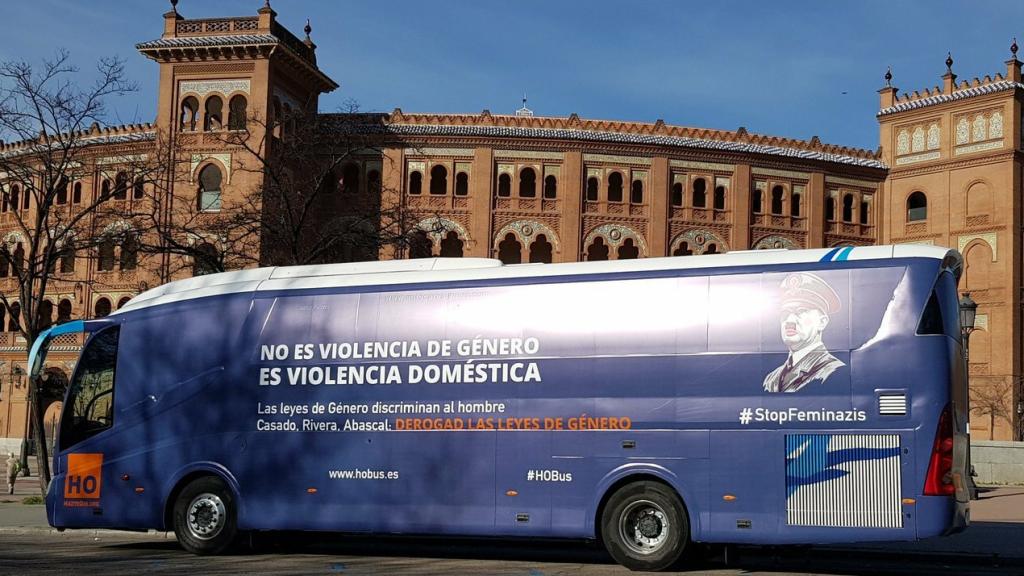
990, 412, 995, 441
29, 377, 51, 496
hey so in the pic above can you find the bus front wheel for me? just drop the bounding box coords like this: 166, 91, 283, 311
600, 480, 689, 571
172, 476, 238, 555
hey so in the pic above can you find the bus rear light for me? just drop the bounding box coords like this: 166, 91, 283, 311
924, 404, 955, 496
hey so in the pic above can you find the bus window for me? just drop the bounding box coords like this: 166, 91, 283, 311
917, 271, 961, 342
59, 327, 120, 449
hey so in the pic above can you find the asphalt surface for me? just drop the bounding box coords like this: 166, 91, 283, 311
4, 464, 1024, 575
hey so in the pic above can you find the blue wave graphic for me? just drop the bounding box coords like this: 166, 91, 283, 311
785, 435, 900, 497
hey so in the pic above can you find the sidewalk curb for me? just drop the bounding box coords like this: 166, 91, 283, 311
0, 526, 175, 539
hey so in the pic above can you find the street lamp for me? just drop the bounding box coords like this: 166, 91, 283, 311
959, 292, 978, 359
958, 292, 978, 500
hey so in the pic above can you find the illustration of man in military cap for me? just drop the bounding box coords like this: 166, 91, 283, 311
763, 272, 845, 393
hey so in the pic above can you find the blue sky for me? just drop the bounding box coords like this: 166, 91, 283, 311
2, 0, 1023, 150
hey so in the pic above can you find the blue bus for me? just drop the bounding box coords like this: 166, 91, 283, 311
33, 245, 969, 571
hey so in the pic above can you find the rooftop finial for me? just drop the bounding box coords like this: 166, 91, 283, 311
946, 52, 954, 72
304, 18, 312, 39
1013, 38, 1019, 58
884, 66, 892, 87
264, 0, 271, 8
515, 93, 533, 117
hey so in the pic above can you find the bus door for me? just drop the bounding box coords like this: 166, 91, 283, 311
34, 321, 123, 529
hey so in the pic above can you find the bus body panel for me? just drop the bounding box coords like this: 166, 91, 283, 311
45, 254, 967, 546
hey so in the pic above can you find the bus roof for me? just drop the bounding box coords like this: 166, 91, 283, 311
115, 244, 958, 315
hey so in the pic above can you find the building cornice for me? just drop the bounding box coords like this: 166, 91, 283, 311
878, 80, 1023, 117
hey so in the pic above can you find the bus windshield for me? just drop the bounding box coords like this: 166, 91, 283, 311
27, 320, 111, 452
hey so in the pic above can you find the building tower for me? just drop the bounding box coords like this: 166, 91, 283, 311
876, 48, 1024, 440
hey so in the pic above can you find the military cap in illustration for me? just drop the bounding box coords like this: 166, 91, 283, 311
763, 272, 846, 393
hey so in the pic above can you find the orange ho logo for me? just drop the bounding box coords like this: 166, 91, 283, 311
64, 453, 103, 506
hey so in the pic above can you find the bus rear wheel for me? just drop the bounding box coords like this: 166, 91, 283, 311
172, 476, 238, 555
600, 481, 689, 571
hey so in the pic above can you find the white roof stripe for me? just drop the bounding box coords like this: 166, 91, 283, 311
114, 245, 956, 315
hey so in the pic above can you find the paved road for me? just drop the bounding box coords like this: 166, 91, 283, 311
0, 529, 1021, 576
3, 479, 1024, 575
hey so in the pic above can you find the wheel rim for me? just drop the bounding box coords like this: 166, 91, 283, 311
186, 492, 226, 541
618, 499, 671, 555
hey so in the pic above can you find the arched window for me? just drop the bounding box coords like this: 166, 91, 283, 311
907, 192, 927, 222
133, 176, 144, 200
73, 182, 82, 204
430, 165, 448, 195
283, 103, 295, 136
791, 192, 801, 217
342, 164, 360, 194
94, 298, 111, 319
193, 242, 220, 276
671, 182, 683, 207
23, 186, 29, 210
771, 185, 784, 215
529, 234, 553, 264
367, 170, 381, 195
8, 302, 20, 331
117, 296, 131, 310
56, 177, 68, 205
272, 98, 283, 138
518, 168, 536, 198
673, 242, 692, 256
607, 172, 623, 203
692, 178, 707, 208
705, 243, 718, 255
713, 186, 726, 210
751, 189, 762, 213
455, 172, 469, 196
860, 199, 869, 225
0, 252, 8, 277
60, 248, 75, 273
587, 237, 609, 261
630, 179, 643, 204
198, 164, 222, 211
497, 233, 522, 264
204, 95, 223, 131
842, 194, 854, 222
12, 244, 23, 275
180, 96, 199, 131
228, 95, 247, 130
586, 177, 599, 202
617, 238, 639, 260
409, 230, 433, 259
497, 173, 511, 197
9, 185, 19, 212
543, 175, 557, 199
97, 238, 115, 272
120, 234, 138, 271
825, 197, 835, 221
409, 171, 422, 195
439, 231, 464, 258
57, 299, 72, 324
38, 300, 53, 330
100, 179, 111, 199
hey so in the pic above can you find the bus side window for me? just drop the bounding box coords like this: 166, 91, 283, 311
59, 327, 120, 449
917, 292, 944, 336
916, 271, 961, 341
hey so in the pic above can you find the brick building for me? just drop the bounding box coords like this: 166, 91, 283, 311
0, 2, 1020, 453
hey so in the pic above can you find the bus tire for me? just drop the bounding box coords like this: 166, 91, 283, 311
600, 480, 689, 572
172, 476, 238, 555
